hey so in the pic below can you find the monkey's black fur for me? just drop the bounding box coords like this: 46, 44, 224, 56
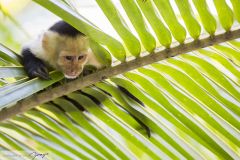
49, 21, 84, 37
21, 48, 50, 79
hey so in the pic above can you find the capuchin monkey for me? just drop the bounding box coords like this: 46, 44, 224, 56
21, 21, 103, 79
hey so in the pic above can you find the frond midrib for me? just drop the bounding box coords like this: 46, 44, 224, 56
1, 26, 240, 121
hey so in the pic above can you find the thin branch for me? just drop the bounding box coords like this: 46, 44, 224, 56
1, 27, 240, 121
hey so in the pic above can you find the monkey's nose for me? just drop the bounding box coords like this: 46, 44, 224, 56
70, 68, 75, 73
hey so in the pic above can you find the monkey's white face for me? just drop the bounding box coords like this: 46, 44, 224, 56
57, 51, 88, 79
40, 31, 92, 79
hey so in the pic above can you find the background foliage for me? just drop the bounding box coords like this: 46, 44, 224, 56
0, 0, 240, 159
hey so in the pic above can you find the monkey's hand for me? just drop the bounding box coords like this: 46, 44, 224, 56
82, 65, 97, 76
24, 59, 50, 80
22, 48, 50, 80
27, 62, 50, 80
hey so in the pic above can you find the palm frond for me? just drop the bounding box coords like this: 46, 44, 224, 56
0, 29, 239, 120
1, 44, 240, 158
0, 0, 240, 159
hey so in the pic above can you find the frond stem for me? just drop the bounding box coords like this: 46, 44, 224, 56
1, 27, 240, 121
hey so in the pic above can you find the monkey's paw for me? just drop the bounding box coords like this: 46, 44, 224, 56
26, 61, 50, 80
83, 65, 97, 76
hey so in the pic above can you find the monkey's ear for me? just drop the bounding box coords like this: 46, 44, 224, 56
81, 54, 89, 64
42, 31, 59, 52
42, 31, 50, 50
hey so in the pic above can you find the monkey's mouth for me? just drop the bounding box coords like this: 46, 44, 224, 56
62, 69, 82, 79
64, 73, 80, 79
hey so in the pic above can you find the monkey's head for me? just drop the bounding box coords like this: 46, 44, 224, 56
42, 31, 90, 79
57, 51, 88, 79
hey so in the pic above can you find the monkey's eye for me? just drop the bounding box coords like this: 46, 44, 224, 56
78, 55, 85, 60
65, 56, 73, 61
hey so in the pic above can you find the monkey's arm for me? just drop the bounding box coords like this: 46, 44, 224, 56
21, 48, 50, 80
